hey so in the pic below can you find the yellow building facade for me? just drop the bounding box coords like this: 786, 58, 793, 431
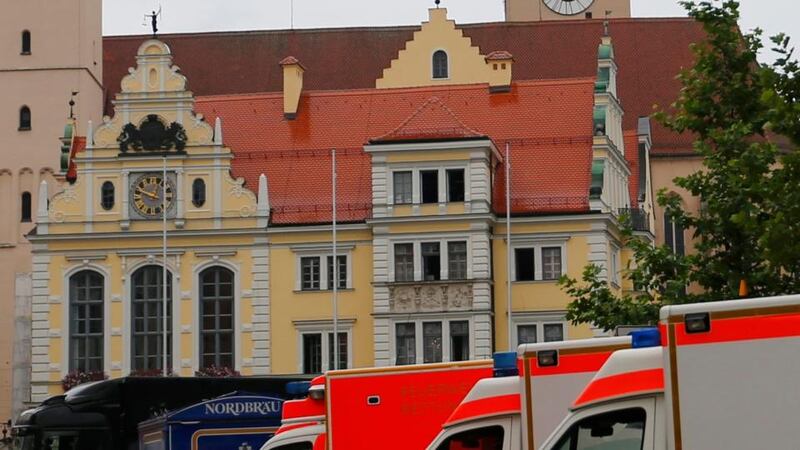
29, 9, 654, 401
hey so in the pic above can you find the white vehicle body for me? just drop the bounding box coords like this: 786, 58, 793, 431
427, 336, 632, 450
540, 294, 800, 450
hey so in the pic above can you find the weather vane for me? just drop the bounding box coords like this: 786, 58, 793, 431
435, 0, 441, 8
68, 91, 78, 119
144, 6, 162, 37
604, 10, 612, 36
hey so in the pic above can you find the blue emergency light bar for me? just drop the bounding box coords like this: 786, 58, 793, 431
286, 381, 311, 396
630, 328, 661, 348
493, 352, 519, 377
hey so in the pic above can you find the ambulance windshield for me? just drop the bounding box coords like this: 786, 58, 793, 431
436, 425, 504, 450
552, 408, 645, 450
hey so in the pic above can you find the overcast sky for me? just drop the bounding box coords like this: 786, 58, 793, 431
104, 0, 798, 62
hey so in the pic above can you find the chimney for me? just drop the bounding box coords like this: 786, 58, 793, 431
280, 56, 305, 120
485, 51, 514, 93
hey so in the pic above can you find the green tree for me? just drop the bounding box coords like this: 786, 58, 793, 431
559, 0, 800, 332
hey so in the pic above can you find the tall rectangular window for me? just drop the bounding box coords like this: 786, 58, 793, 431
70, 271, 104, 372
301, 257, 320, 291
326, 255, 347, 290
393, 171, 412, 205
515, 248, 535, 281
423, 322, 443, 363
394, 244, 414, 282
302, 334, 322, 374
518, 324, 538, 345
327, 332, 348, 370
541, 247, 563, 280
396, 323, 416, 365
447, 169, 465, 202
450, 321, 469, 362
422, 242, 441, 281
420, 170, 439, 204
448, 241, 467, 280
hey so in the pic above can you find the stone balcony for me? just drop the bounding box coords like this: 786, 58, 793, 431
386, 280, 474, 314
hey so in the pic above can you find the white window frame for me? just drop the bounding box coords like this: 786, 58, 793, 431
387, 165, 469, 206
293, 250, 353, 292
511, 240, 568, 282
511, 313, 568, 346
390, 317, 474, 365
389, 238, 472, 282
295, 321, 354, 373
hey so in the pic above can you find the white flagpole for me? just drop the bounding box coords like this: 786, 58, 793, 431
505, 143, 513, 351
162, 154, 168, 376
332, 149, 339, 370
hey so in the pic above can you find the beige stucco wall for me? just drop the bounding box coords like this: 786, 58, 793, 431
650, 156, 703, 248
0, 0, 102, 419
505, 0, 631, 22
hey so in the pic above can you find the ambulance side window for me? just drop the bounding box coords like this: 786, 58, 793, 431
552, 408, 645, 450
436, 425, 504, 450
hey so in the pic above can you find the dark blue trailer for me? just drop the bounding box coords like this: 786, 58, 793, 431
138, 392, 284, 450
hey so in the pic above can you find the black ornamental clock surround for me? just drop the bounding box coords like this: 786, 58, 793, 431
543, 0, 595, 15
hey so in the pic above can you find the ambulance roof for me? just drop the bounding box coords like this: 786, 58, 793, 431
443, 377, 520, 428
571, 347, 663, 410
517, 336, 631, 357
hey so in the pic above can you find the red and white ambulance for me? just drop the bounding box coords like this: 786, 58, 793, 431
426, 336, 632, 450
431, 294, 800, 450
262, 360, 495, 450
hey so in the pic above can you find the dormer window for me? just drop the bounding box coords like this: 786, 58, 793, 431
21, 30, 31, 55
432, 50, 449, 79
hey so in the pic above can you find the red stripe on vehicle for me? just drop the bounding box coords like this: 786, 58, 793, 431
313, 433, 327, 450
530, 351, 615, 376
444, 394, 520, 427
282, 398, 325, 421
675, 312, 800, 346
573, 368, 663, 408
276, 422, 316, 435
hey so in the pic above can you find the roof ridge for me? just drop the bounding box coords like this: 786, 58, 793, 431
372, 96, 484, 142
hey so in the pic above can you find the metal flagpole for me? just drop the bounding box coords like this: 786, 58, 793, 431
332, 148, 339, 371
162, 154, 168, 376
505, 143, 513, 351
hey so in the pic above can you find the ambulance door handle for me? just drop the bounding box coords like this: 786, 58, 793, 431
367, 395, 381, 406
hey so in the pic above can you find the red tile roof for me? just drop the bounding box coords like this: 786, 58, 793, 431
624, 131, 641, 209
103, 18, 703, 156
194, 79, 595, 224
370, 97, 486, 143
485, 50, 513, 61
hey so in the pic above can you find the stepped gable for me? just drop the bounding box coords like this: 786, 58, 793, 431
195, 79, 596, 224
104, 18, 703, 156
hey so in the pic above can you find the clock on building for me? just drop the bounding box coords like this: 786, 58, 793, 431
543, 0, 594, 15
131, 173, 175, 218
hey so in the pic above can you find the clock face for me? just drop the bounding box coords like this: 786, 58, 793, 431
543, 0, 594, 16
131, 173, 175, 218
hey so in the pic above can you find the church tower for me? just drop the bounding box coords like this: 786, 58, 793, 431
505, 0, 631, 22
0, 0, 103, 419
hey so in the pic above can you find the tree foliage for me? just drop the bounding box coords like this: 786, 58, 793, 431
559, 0, 800, 331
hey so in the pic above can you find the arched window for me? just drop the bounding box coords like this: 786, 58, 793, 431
192, 178, 206, 208
69, 270, 104, 372
19, 106, 31, 130
21, 30, 31, 54
132, 266, 172, 371
200, 267, 234, 369
432, 50, 449, 79
101, 182, 115, 211
21, 192, 31, 222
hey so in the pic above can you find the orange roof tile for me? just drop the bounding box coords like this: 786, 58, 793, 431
370, 97, 486, 143
194, 79, 596, 224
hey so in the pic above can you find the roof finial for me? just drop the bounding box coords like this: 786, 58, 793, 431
144, 6, 162, 37
435, 0, 441, 8
68, 91, 78, 119
603, 10, 612, 37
